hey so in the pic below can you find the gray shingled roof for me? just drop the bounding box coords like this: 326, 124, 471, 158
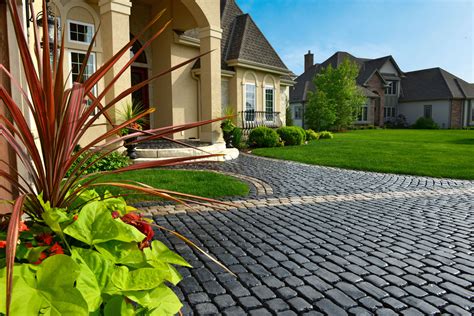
400, 68, 474, 102
290, 52, 400, 102
193, 0, 290, 73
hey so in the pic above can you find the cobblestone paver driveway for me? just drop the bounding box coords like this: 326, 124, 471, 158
149, 154, 474, 315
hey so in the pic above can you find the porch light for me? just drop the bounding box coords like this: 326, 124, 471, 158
29, 0, 58, 48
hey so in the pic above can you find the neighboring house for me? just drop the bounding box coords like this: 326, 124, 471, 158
25, 0, 292, 144
290, 51, 474, 129
399, 68, 474, 128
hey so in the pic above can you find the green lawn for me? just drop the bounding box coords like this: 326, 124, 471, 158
252, 129, 474, 180
93, 169, 250, 202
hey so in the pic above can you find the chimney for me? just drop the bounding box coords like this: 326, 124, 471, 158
304, 50, 314, 72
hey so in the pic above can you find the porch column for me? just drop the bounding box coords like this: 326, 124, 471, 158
0, 0, 16, 213
98, 0, 132, 123
198, 26, 223, 143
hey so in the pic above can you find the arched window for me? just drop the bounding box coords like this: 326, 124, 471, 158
130, 34, 147, 64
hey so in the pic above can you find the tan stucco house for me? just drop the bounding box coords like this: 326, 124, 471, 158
23, 0, 293, 144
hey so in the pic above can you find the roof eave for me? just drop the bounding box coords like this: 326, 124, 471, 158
227, 58, 291, 76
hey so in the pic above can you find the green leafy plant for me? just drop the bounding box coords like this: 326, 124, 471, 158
232, 127, 243, 149
65, 151, 130, 178
248, 126, 281, 148
0, 1, 231, 315
305, 129, 320, 141
276, 126, 305, 146
118, 100, 149, 136
412, 117, 439, 129
318, 131, 334, 139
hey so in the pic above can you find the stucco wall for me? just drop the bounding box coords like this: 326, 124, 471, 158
398, 99, 451, 128
231, 67, 284, 127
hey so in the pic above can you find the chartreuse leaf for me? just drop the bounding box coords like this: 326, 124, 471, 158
0, 256, 88, 316
38, 195, 70, 235
71, 248, 115, 312
150, 240, 191, 267
143, 248, 183, 285
124, 284, 182, 316
111, 266, 165, 291
104, 296, 135, 316
95, 240, 146, 267
64, 201, 145, 245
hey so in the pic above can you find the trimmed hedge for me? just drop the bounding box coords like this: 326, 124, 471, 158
305, 129, 320, 141
248, 126, 280, 148
277, 126, 305, 146
412, 117, 439, 129
318, 131, 334, 139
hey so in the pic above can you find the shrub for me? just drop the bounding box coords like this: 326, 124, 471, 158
318, 131, 334, 139
305, 129, 320, 141
232, 127, 243, 149
66, 151, 130, 177
412, 117, 439, 129
248, 126, 280, 148
277, 126, 305, 146
385, 114, 409, 129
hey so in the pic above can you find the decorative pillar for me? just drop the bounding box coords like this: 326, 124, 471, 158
0, 0, 16, 212
98, 0, 132, 123
198, 26, 223, 143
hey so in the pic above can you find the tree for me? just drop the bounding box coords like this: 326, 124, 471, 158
306, 58, 366, 131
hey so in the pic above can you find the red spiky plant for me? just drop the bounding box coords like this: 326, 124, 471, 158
0, 0, 231, 314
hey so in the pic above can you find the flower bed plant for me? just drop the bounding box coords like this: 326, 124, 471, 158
0, 1, 230, 315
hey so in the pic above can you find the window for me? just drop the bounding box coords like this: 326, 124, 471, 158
424, 105, 432, 118
294, 105, 303, 120
70, 51, 96, 113
265, 86, 274, 121
221, 80, 229, 114
470, 101, 474, 122
384, 106, 396, 119
385, 81, 398, 95
245, 83, 256, 121
68, 21, 94, 44
358, 105, 368, 122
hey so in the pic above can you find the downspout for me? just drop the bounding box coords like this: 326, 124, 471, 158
191, 70, 201, 139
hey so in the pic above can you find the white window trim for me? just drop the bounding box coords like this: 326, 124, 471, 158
385, 81, 398, 96
357, 105, 369, 123
244, 83, 256, 122
264, 85, 275, 122
67, 20, 95, 45
69, 50, 97, 115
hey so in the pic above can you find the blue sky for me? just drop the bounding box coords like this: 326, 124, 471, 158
235, 0, 474, 82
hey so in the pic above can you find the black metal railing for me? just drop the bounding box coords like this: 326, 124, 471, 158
239, 111, 282, 134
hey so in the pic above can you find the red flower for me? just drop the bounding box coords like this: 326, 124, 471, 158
36, 233, 54, 246
73, 214, 78, 221
0, 241, 6, 248
33, 252, 47, 265
120, 212, 154, 244
111, 211, 120, 219
19, 221, 29, 232
121, 213, 140, 223
49, 242, 64, 255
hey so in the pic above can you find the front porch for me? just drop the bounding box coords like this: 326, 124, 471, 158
239, 110, 283, 135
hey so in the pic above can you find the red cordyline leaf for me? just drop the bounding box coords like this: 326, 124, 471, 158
5, 195, 26, 316
2, 0, 232, 312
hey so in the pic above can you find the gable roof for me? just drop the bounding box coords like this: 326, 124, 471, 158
290, 51, 401, 102
400, 68, 474, 102
221, 0, 289, 71
193, 0, 290, 73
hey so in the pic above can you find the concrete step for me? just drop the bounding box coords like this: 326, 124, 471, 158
135, 143, 227, 159
133, 147, 239, 164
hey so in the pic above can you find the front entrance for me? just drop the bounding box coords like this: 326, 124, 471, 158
131, 66, 150, 129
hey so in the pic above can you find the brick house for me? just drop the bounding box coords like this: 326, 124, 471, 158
290, 51, 474, 129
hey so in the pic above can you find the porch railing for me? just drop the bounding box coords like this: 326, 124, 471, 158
239, 111, 283, 134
